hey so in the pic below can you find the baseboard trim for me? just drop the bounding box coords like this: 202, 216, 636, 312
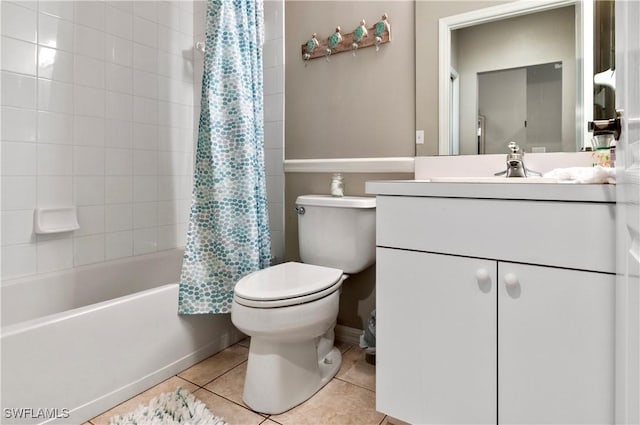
284, 157, 415, 174
335, 324, 363, 346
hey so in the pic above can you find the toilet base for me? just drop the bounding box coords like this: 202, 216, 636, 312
242, 338, 342, 414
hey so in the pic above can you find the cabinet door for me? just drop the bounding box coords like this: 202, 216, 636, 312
377, 247, 497, 424
498, 263, 615, 424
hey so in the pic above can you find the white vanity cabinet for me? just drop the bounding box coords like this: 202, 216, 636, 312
369, 184, 616, 425
377, 248, 498, 424
497, 262, 614, 425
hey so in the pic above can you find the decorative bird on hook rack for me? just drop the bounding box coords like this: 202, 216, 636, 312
326, 26, 343, 59
352, 19, 368, 55
303, 33, 319, 62
374, 13, 390, 50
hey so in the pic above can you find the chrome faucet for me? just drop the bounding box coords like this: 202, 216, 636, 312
495, 141, 540, 178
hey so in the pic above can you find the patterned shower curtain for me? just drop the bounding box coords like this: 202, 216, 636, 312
179, 0, 271, 314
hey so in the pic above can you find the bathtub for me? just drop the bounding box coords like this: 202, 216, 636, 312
1, 249, 244, 425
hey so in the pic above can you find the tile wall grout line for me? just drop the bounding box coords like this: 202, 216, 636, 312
34, 0, 41, 273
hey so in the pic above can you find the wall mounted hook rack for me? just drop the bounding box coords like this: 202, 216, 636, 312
301, 14, 391, 62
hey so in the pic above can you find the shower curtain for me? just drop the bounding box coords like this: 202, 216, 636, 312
179, 0, 271, 314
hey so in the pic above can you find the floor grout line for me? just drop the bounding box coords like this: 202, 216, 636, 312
197, 386, 269, 419
340, 344, 355, 355
333, 376, 376, 393
175, 373, 206, 389
175, 372, 204, 388
199, 359, 248, 388
197, 363, 246, 388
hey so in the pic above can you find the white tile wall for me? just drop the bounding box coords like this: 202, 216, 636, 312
39, 2, 74, 22
2, 2, 38, 43
73, 234, 105, 266
263, 0, 285, 263
2, 0, 284, 279
1, 0, 196, 279
105, 230, 133, 260
2, 71, 37, 109
1, 244, 37, 278
36, 237, 73, 273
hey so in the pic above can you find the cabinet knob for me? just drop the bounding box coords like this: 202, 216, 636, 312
476, 268, 492, 293
504, 273, 521, 298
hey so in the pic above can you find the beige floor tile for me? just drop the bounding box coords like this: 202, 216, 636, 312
204, 361, 248, 407
336, 346, 376, 391
270, 379, 383, 425
179, 344, 249, 386
91, 376, 197, 425
193, 388, 265, 425
260, 420, 282, 425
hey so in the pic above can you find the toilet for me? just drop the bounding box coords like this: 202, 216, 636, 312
230, 195, 376, 414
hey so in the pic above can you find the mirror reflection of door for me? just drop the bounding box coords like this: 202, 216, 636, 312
477, 62, 563, 154
450, 68, 460, 155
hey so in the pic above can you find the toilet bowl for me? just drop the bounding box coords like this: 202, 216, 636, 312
230, 195, 376, 414
231, 262, 347, 414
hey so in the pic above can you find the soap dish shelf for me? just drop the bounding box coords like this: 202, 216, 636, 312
34, 207, 80, 234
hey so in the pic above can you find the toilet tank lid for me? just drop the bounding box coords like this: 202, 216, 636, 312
296, 195, 376, 208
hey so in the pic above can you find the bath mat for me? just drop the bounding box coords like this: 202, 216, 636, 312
108, 387, 227, 425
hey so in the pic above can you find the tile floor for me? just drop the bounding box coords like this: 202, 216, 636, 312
88, 339, 406, 425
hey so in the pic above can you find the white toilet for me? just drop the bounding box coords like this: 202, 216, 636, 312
230, 195, 376, 414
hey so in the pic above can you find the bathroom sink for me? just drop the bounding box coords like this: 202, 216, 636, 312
428, 176, 559, 183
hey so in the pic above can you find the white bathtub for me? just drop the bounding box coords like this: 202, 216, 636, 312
1, 249, 243, 425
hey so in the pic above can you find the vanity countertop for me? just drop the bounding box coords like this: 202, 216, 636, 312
365, 180, 616, 203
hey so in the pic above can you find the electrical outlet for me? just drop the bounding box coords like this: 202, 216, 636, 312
416, 130, 424, 145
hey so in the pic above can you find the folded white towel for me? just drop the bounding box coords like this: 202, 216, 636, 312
543, 166, 616, 184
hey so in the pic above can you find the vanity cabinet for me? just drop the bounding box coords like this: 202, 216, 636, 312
373, 191, 616, 425
497, 262, 614, 425
377, 248, 497, 424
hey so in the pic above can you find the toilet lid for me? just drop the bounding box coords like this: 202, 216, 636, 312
234, 262, 343, 302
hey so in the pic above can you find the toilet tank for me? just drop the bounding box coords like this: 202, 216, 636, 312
296, 195, 376, 274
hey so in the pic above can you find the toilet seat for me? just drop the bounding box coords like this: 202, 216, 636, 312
234, 262, 345, 308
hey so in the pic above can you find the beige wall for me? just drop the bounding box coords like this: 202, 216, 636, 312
284, 1, 416, 330
415, 0, 509, 156
283, 1, 515, 330
280, 1, 599, 329
284, 173, 413, 330
285, 1, 415, 159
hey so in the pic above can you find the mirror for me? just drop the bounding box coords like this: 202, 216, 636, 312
415, 0, 597, 156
